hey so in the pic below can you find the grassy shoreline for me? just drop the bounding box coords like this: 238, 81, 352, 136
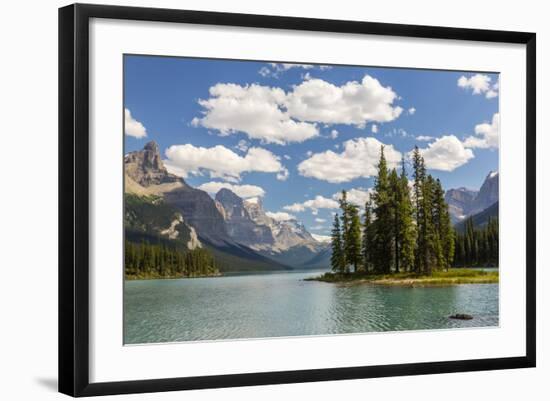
125, 272, 222, 280
306, 268, 499, 286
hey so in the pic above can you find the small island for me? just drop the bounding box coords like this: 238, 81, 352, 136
309, 146, 499, 286
307, 268, 498, 286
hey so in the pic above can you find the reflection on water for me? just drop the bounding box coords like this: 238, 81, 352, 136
124, 270, 499, 344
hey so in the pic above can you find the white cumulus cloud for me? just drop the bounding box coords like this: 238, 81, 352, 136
408, 107, 416, 115
124, 108, 147, 138
283, 195, 339, 215
330, 129, 339, 139
286, 76, 402, 127
197, 181, 266, 199
463, 113, 499, 149
371, 124, 378, 134
266, 211, 296, 221
163, 144, 288, 182
193, 75, 403, 145
297, 137, 401, 183
192, 83, 318, 145
333, 188, 373, 206
415, 135, 474, 171
458, 74, 499, 99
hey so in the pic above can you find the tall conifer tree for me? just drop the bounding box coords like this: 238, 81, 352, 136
398, 157, 416, 272
346, 204, 363, 272
338, 190, 350, 273
330, 214, 346, 273
389, 168, 401, 272
362, 199, 374, 272
412, 146, 427, 273
372, 146, 393, 273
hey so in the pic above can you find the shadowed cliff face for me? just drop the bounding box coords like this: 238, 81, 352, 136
445, 171, 499, 223
215, 189, 275, 247
445, 187, 478, 223
163, 186, 232, 245
469, 171, 499, 215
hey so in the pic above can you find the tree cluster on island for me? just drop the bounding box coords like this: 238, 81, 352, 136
331, 146, 456, 275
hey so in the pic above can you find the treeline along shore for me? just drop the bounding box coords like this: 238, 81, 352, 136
125, 240, 220, 279
313, 145, 499, 285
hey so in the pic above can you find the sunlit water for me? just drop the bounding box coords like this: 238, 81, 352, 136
124, 270, 499, 344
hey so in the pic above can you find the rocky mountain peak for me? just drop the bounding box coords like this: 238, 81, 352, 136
216, 188, 243, 205
125, 141, 179, 187
470, 171, 498, 215
215, 188, 248, 220
445, 170, 499, 223
143, 140, 160, 152
214, 189, 274, 246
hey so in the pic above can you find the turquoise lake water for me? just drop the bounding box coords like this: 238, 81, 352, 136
124, 270, 499, 344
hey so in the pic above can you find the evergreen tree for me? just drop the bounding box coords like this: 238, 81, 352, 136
422, 175, 439, 274
362, 200, 374, 272
398, 157, 416, 272
453, 217, 499, 267
412, 146, 427, 273
338, 190, 350, 273
412, 146, 426, 222
346, 204, 363, 272
432, 178, 451, 270
389, 168, 401, 272
330, 214, 346, 273
372, 146, 393, 273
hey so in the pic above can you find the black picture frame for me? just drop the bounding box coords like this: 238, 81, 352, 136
59, 3, 536, 397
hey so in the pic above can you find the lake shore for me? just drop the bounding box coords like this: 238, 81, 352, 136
306, 268, 499, 287
125, 271, 222, 280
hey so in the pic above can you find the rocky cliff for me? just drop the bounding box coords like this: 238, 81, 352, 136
469, 171, 499, 215
445, 187, 478, 223
214, 189, 275, 247
213, 189, 330, 267
445, 171, 499, 223
125, 141, 180, 187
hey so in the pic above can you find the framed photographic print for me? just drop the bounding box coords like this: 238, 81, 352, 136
58, 3, 536, 397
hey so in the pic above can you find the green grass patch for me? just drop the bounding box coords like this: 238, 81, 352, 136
307, 268, 499, 286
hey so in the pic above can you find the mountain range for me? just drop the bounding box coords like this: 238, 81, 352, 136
125, 141, 498, 272
124, 141, 330, 272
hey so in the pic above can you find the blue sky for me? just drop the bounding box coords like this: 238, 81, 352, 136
124, 55, 499, 236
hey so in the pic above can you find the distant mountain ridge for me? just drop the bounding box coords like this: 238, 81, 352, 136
445, 171, 499, 224
216, 188, 330, 268
124, 141, 329, 271
455, 201, 499, 232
